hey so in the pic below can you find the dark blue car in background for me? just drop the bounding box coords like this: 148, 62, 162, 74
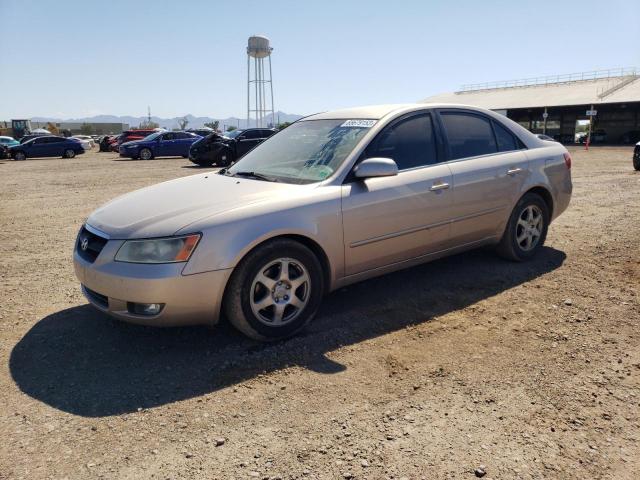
10, 136, 86, 160
119, 131, 201, 160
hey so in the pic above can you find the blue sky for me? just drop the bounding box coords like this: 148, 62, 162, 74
1, 0, 638, 119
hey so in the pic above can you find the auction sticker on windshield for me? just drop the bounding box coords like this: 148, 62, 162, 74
340, 119, 376, 128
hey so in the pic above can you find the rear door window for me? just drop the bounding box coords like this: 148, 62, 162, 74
367, 113, 438, 170
441, 112, 498, 160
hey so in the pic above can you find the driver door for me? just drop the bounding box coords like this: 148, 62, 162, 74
158, 132, 175, 156
341, 112, 454, 276
236, 130, 259, 157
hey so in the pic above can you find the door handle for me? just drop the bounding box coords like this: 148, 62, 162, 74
507, 167, 523, 176
429, 182, 450, 191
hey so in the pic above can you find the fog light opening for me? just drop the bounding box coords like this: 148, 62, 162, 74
127, 302, 164, 316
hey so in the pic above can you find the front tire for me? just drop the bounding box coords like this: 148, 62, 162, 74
497, 192, 549, 261
139, 148, 153, 160
223, 239, 325, 341
63, 149, 76, 158
633, 153, 640, 171
13, 151, 26, 161
215, 148, 233, 167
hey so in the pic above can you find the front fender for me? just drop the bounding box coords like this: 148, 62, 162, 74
181, 195, 344, 288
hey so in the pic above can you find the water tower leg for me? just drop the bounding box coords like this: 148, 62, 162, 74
269, 55, 274, 126
246, 55, 250, 129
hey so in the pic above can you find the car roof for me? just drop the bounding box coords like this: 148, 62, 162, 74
302, 102, 522, 121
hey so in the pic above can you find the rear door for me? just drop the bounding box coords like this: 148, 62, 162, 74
341, 111, 454, 276
438, 109, 529, 245
174, 132, 193, 156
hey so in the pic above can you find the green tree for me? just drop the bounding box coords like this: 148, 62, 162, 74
226, 125, 237, 132
80, 123, 94, 135
277, 122, 292, 130
178, 117, 189, 130
204, 120, 220, 131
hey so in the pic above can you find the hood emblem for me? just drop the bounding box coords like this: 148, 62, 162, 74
80, 237, 89, 251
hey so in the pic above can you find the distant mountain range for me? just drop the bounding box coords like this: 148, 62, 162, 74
30, 112, 304, 130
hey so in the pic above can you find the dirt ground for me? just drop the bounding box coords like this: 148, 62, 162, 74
0, 147, 638, 480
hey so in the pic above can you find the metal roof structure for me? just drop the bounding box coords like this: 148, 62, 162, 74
422, 68, 640, 110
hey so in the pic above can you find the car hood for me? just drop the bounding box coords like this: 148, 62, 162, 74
120, 140, 146, 147
86, 172, 304, 239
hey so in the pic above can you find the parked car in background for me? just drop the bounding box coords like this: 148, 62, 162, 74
633, 142, 640, 171
0, 136, 20, 148
119, 131, 202, 160
578, 129, 607, 144
73, 135, 95, 149
10, 136, 86, 160
20, 133, 50, 144
74, 103, 572, 341
0, 144, 9, 159
189, 128, 277, 166
536, 134, 556, 142
117, 129, 157, 146
98, 135, 117, 152
620, 130, 640, 145
186, 128, 216, 138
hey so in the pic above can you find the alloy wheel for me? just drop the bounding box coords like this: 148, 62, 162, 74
516, 205, 543, 251
249, 258, 311, 326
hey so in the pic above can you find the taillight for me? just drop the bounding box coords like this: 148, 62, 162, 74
563, 152, 572, 169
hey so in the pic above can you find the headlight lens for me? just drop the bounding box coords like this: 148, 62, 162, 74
115, 234, 201, 263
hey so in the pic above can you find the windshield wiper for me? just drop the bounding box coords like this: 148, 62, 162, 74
230, 171, 278, 182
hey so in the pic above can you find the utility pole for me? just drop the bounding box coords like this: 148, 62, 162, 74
586, 104, 594, 151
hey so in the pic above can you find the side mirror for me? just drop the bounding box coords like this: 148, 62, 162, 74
353, 157, 398, 179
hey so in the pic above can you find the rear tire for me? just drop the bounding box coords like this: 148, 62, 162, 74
223, 239, 325, 341
496, 193, 549, 261
63, 149, 76, 158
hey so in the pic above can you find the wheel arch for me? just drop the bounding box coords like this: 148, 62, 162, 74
233, 233, 333, 293
523, 185, 554, 219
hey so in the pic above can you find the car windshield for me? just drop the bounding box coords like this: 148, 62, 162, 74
223, 130, 243, 139
226, 119, 374, 184
142, 132, 162, 141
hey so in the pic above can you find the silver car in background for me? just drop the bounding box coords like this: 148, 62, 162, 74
73, 103, 572, 340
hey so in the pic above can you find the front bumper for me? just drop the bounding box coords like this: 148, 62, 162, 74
119, 147, 135, 157
74, 246, 232, 327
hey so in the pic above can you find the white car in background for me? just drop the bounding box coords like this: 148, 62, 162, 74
72, 135, 95, 150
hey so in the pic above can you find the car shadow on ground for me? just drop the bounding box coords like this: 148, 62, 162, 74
10, 247, 565, 417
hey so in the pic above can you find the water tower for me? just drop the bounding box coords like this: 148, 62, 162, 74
247, 35, 274, 128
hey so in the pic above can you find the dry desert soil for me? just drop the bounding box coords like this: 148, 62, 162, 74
0, 147, 639, 479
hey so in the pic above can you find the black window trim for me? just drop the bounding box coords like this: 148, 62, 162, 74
362, 109, 444, 170
435, 108, 527, 162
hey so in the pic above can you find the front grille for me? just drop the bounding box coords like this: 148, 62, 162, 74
83, 285, 108, 309
77, 226, 108, 263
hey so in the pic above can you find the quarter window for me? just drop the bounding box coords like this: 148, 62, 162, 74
368, 114, 437, 170
493, 121, 519, 152
441, 112, 498, 160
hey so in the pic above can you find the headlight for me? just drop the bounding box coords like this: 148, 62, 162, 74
115, 234, 201, 263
